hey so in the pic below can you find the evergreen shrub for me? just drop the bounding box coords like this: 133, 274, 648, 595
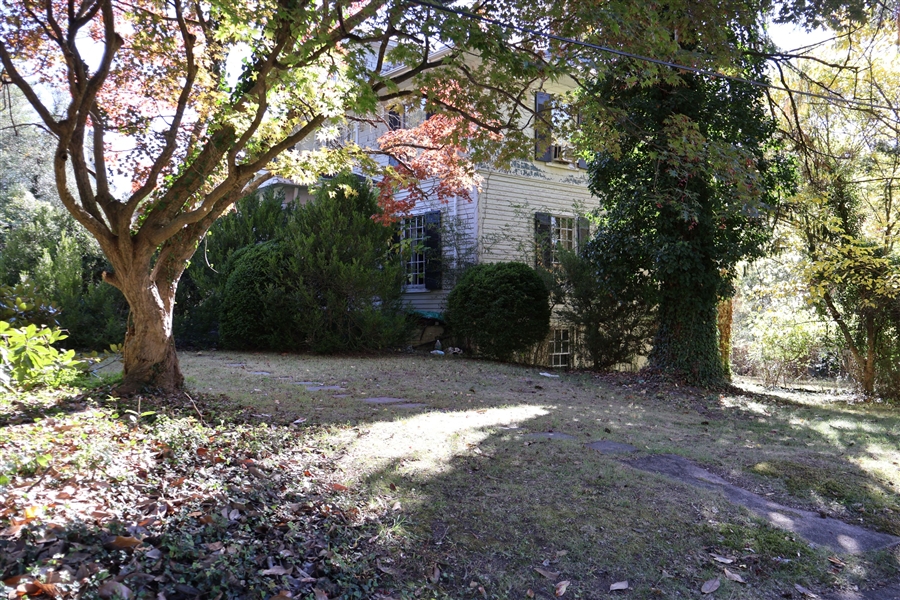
218, 242, 292, 351
217, 174, 411, 353
446, 261, 550, 361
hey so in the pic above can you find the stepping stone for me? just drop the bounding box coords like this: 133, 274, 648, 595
393, 403, 427, 409
523, 432, 577, 441
360, 397, 407, 404
249, 371, 271, 375
293, 381, 324, 386
586, 440, 638, 454
306, 385, 344, 392
825, 579, 900, 600
629, 454, 900, 555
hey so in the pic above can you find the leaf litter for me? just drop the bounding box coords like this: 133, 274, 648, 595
0, 391, 404, 599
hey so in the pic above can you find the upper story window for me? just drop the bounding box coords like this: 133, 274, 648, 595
534, 91, 587, 169
387, 108, 404, 131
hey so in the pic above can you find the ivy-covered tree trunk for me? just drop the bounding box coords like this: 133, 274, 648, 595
650, 280, 725, 384
585, 42, 792, 387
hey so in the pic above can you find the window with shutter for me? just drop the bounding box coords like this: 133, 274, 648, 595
423, 210, 442, 290
534, 92, 587, 169
536, 212, 582, 267
402, 215, 427, 290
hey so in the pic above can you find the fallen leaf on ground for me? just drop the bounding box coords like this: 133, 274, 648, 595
105, 536, 142, 550
710, 553, 733, 564
555, 580, 570, 597
98, 581, 133, 599
32, 581, 61, 597
329, 483, 349, 492
827, 556, 846, 568
534, 567, 559, 580
376, 560, 400, 576
723, 568, 746, 583
794, 584, 818, 597
701, 578, 720, 594
428, 565, 440, 584
610, 581, 629, 591
261, 566, 291, 576
270, 592, 293, 600
526, 590, 535, 598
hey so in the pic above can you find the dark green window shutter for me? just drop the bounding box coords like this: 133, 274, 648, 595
535, 212, 552, 267
424, 210, 442, 290
535, 92, 552, 162
577, 217, 590, 251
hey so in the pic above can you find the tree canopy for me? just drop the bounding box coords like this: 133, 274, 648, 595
584, 43, 795, 385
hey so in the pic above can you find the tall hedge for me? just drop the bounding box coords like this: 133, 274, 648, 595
446, 261, 550, 361
218, 241, 294, 351
217, 174, 410, 353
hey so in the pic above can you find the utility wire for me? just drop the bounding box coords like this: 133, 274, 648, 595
408, 0, 899, 114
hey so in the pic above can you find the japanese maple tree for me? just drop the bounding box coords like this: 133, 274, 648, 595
0, 0, 545, 393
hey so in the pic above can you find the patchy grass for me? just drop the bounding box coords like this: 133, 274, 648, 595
2, 352, 899, 599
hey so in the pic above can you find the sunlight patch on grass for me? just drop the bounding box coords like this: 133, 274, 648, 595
335, 405, 548, 479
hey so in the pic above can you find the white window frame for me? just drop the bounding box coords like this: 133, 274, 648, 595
402, 214, 427, 291
551, 215, 575, 265
549, 327, 572, 368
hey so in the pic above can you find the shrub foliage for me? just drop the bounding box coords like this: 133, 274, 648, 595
217, 174, 410, 353
446, 261, 551, 361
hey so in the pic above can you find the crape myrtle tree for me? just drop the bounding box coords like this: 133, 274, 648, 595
0, 0, 561, 393
583, 40, 795, 386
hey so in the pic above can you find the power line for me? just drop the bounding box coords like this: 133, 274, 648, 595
409, 0, 899, 114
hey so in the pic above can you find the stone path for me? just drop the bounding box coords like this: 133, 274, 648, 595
826, 581, 900, 600
627, 453, 900, 555
578, 438, 900, 556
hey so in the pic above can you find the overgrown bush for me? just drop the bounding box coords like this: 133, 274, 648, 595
218, 174, 411, 353
175, 190, 291, 346
0, 199, 126, 349
555, 241, 656, 370
446, 261, 550, 361
218, 242, 294, 351
282, 174, 410, 353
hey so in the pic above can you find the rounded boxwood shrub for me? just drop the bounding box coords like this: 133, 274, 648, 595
218, 241, 295, 351
446, 261, 551, 360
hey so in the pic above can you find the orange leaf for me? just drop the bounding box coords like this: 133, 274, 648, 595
105, 535, 142, 550
329, 483, 349, 492
23, 506, 42, 519
554, 580, 570, 597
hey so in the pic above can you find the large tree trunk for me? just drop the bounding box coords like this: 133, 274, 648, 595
717, 297, 733, 381
106, 270, 184, 394
649, 281, 726, 386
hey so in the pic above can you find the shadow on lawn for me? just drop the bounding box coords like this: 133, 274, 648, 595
2, 358, 900, 599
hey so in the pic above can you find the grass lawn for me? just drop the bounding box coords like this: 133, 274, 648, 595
2, 351, 899, 599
